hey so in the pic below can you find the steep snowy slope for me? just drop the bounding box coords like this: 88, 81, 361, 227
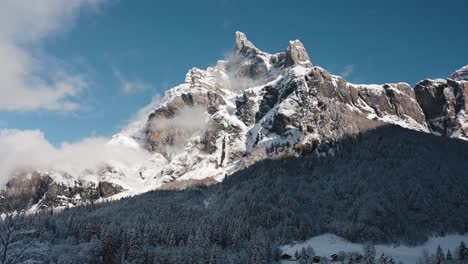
1, 32, 466, 212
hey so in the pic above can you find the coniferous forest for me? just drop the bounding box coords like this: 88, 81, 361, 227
2, 125, 468, 263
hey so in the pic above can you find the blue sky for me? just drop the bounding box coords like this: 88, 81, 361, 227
0, 0, 467, 145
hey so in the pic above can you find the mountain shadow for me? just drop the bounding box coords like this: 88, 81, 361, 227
21, 124, 468, 263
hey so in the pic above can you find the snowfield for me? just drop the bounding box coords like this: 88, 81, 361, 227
280, 233, 468, 264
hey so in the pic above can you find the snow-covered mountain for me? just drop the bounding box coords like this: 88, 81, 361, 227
1, 32, 467, 212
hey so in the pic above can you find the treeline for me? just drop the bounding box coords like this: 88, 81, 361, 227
417, 242, 468, 264
290, 241, 468, 264
4, 125, 468, 263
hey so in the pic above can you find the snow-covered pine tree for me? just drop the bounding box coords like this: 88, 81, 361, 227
320, 256, 331, 264
459, 241, 467, 263
248, 231, 271, 264
421, 249, 432, 264
305, 245, 315, 257
435, 245, 445, 264
446, 249, 454, 264
299, 247, 307, 264
377, 253, 392, 264
363, 243, 376, 264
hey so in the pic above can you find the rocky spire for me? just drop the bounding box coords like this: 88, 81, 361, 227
286, 40, 312, 67
227, 32, 270, 80
450, 65, 468, 81
234, 31, 259, 56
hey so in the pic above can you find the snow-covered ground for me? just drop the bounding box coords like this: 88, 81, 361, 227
279, 233, 468, 264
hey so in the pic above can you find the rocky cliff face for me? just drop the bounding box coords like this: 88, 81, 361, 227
1, 32, 467, 212
0, 171, 123, 212
414, 77, 467, 140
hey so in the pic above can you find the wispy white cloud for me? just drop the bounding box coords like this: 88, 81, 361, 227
0, 93, 164, 187
340, 64, 355, 79
112, 66, 149, 95
0, 0, 105, 112
0, 128, 150, 187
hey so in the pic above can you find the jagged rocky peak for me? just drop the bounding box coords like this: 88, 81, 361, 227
450, 65, 468, 81
227, 31, 271, 81
286, 40, 312, 67
234, 31, 259, 55
228, 32, 314, 82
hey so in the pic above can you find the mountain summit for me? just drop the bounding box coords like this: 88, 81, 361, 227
234, 31, 258, 54
1, 32, 467, 212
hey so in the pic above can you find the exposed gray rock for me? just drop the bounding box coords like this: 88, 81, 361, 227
304, 67, 427, 129
227, 32, 271, 82
414, 78, 467, 139
98, 181, 124, 198
146, 88, 226, 155
286, 40, 312, 67
235, 91, 258, 126
0, 171, 124, 212
234, 31, 259, 56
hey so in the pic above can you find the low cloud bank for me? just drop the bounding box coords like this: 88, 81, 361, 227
0, 129, 150, 187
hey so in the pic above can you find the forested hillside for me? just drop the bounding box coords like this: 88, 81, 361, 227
9, 125, 468, 263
